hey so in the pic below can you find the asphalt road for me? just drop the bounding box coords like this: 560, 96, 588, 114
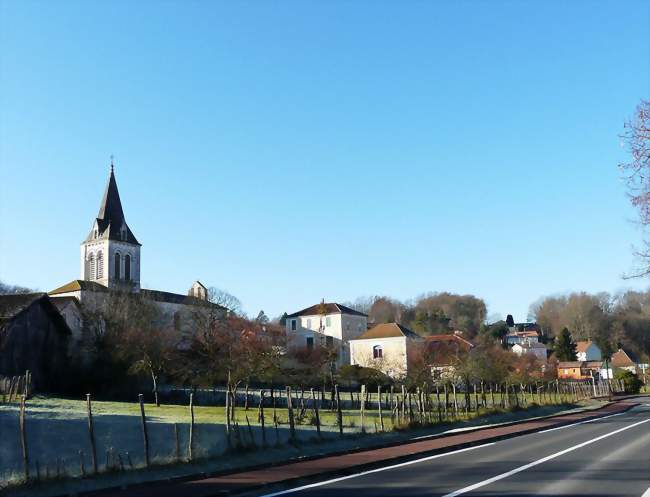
256, 397, 650, 497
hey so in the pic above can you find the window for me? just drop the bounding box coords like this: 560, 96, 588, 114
325, 317, 331, 327
291, 319, 297, 331
124, 254, 131, 281
306, 318, 312, 329
326, 336, 333, 347
96, 251, 103, 279
306, 337, 314, 350
121, 229, 126, 241
114, 253, 121, 279
94, 229, 98, 239
88, 254, 95, 280
373, 345, 383, 359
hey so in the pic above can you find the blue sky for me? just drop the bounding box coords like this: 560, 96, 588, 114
1, 1, 649, 321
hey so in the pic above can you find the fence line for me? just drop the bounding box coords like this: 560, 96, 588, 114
0, 370, 32, 402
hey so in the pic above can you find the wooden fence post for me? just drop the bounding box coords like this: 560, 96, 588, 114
313, 389, 321, 437
378, 385, 384, 431
138, 394, 150, 467
259, 390, 266, 446
188, 392, 194, 461
286, 386, 296, 440
359, 384, 366, 433
335, 384, 343, 436
174, 423, 180, 462
86, 394, 97, 474
19, 395, 29, 481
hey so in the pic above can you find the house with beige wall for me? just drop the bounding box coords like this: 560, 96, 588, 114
285, 302, 368, 367
349, 323, 422, 379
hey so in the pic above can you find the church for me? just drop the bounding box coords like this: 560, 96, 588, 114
47, 161, 222, 339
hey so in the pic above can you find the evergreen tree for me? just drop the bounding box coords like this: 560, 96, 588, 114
554, 327, 577, 361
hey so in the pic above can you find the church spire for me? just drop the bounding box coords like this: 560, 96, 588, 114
84, 160, 140, 245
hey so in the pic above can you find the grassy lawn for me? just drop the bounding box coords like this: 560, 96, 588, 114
4, 391, 572, 431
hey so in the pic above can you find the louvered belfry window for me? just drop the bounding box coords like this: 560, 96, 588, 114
96, 251, 103, 279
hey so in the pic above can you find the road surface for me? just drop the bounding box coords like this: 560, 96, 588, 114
255, 397, 650, 497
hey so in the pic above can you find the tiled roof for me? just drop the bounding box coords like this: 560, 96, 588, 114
575, 340, 594, 353
287, 303, 367, 318
611, 348, 638, 367
353, 322, 420, 340
49, 280, 108, 295
558, 361, 583, 368
426, 334, 475, 349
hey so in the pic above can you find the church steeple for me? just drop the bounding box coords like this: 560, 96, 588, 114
80, 160, 142, 290
86, 163, 140, 245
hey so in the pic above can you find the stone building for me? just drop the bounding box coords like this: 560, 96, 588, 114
49, 162, 224, 338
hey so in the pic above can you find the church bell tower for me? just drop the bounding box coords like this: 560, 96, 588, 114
80, 160, 142, 291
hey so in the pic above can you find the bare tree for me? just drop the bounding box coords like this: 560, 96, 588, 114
207, 287, 243, 316
0, 280, 35, 294
620, 100, 650, 277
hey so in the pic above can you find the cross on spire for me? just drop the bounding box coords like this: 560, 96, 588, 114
110, 154, 115, 174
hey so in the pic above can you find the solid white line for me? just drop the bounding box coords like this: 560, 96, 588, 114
641, 486, 650, 497
537, 412, 624, 433
257, 443, 495, 497
440, 418, 650, 497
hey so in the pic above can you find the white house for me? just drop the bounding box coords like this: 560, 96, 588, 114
575, 340, 602, 362
349, 323, 422, 379
512, 341, 547, 361
285, 302, 367, 367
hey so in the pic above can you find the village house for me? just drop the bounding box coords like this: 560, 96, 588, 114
285, 302, 368, 367
505, 328, 540, 346
426, 333, 475, 379
511, 341, 548, 361
557, 360, 603, 380
611, 348, 640, 373
575, 340, 602, 362
349, 322, 422, 378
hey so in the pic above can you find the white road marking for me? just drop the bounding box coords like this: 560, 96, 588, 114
537, 412, 624, 433
440, 418, 650, 497
641, 486, 650, 497
256, 443, 495, 497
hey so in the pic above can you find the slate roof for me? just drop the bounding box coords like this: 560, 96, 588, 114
0, 293, 71, 334
353, 322, 420, 340
287, 303, 367, 318
140, 289, 210, 306
0, 293, 47, 322
84, 167, 140, 245
49, 280, 109, 296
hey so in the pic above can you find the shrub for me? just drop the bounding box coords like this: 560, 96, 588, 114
614, 370, 643, 394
